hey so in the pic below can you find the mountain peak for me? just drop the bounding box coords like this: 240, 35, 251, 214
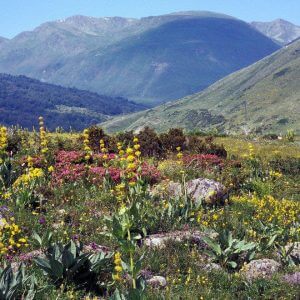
251, 19, 300, 45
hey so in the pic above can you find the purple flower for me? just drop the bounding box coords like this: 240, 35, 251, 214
38, 216, 46, 225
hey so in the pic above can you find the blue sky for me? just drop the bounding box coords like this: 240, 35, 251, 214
1, 0, 299, 38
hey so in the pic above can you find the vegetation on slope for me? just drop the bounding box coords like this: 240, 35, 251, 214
101, 39, 300, 134
0, 73, 145, 130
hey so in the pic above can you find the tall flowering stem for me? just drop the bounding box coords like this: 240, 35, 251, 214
0, 126, 8, 165
38, 117, 49, 164
82, 129, 92, 161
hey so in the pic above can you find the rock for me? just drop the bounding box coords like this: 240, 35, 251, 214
282, 272, 300, 285
186, 178, 227, 205
144, 230, 207, 249
203, 262, 222, 272
285, 242, 300, 261
146, 276, 167, 288
163, 178, 227, 205
240, 259, 281, 281
168, 181, 182, 198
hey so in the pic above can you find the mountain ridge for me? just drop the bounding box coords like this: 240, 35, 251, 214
0, 11, 280, 105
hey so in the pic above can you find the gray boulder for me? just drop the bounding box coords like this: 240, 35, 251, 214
146, 276, 167, 288
240, 259, 281, 281
144, 230, 206, 249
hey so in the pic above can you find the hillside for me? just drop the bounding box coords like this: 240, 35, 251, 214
0, 12, 280, 105
252, 19, 300, 45
0, 73, 144, 130
101, 39, 300, 134
0, 37, 8, 46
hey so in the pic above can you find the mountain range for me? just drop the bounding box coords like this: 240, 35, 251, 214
101, 38, 300, 134
0, 73, 144, 130
0, 12, 280, 106
251, 19, 300, 45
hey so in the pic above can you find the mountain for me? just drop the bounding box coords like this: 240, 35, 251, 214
0, 37, 8, 46
101, 39, 300, 134
0, 73, 144, 130
252, 19, 300, 45
0, 12, 280, 105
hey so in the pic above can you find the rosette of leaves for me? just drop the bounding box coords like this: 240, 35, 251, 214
203, 230, 256, 271
0, 264, 36, 300
34, 240, 113, 290
0, 158, 14, 193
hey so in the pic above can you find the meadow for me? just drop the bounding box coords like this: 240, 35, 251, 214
0, 119, 299, 299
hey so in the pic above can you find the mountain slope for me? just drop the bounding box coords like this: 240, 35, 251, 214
252, 19, 300, 45
0, 12, 280, 105
0, 73, 144, 130
0, 37, 8, 47
101, 39, 300, 134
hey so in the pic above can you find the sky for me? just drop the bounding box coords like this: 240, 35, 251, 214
0, 0, 299, 38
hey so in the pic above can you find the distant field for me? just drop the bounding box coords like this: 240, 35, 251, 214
215, 136, 300, 159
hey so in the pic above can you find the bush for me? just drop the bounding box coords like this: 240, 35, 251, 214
137, 127, 163, 157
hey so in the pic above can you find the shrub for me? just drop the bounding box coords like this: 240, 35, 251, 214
160, 128, 186, 152
137, 127, 163, 157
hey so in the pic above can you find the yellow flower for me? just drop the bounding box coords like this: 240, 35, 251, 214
126, 155, 135, 162
177, 152, 183, 159
127, 163, 136, 170
48, 166, 54, 173
126, 148, 134, 155
129, 181, 136, 187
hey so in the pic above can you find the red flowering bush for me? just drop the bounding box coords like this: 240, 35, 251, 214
140, 162, 161, 184
52, 163, 86, 185
183, 154, 224, 171
88, 166, 121, 184
55, 151, 85, 164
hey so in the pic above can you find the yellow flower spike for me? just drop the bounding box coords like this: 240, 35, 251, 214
126, 148, 134, 155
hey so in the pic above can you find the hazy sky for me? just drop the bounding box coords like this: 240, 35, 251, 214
1, 0, 299, 38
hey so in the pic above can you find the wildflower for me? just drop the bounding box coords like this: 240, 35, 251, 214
127, 163, 136, 170
129, 181, 136, 187
0, 126, 8, 152
38, 117, 49, 156
126, 148, 134, 155
48, 166, 54, 173
113, 252, 122, 281
126, 155, 135, 162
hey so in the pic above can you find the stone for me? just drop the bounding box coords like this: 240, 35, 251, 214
146, 276, 167, 288
143, 230, 206, 249
168, 181, 182, 198
282, 272, 300, 285
240, 259, 281, 281
186, 178, 228, 205
203, 262, 222, 272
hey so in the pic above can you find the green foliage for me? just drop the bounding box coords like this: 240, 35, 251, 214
203, 230, 257, 271
0, 264, 36, 300
34, 241, 91, 284
285, 129, 295, 142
